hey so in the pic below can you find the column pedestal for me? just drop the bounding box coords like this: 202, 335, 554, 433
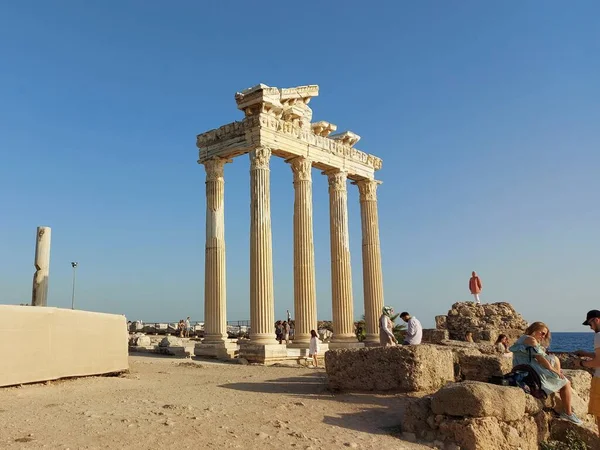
194, 340, 239, 360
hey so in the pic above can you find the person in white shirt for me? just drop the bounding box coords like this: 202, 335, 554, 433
400, 312, 422, 345
575, 310, 600, 434
185, 317, 191, 338
309, 330, 321, 368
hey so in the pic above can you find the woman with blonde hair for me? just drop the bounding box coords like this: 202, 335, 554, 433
510, 321, 581, 424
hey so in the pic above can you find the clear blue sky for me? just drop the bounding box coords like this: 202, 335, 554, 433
1, 1, 598, 332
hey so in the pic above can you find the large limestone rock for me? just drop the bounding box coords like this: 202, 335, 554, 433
457, 353, 513, 382
421, 329, 448, 344
439, 416, 538, 450
550, 419, 600, 450
159, 336, 182, 347
442, 301, 528, 342
326, 345, 454, 393
431, 381, 526, 421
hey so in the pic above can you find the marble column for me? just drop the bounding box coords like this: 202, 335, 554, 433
32, 226, 51, 307
356, 179, 384, 344
327, 170, 357, 343
203, 158, 228, 343
249, 147, 276, 344
289, 157, 317, 345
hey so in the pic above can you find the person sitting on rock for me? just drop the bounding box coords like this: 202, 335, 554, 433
509, 321, 582, 424
379, 306, 397, 347
495, 334, 513, 357
465, 332, 474, 343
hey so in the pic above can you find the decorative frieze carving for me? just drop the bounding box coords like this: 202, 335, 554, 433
196, 84, 384, 173
356, 179, 380, 202
249, 146, 271, 170
204, 158, 226, 182
327, 170, 348, 193
290, 157, 312, 182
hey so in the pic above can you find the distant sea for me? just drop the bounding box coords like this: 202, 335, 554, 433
548, 332, 595, 353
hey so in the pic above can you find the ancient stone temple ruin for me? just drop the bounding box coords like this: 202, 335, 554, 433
195, 84, 384, 362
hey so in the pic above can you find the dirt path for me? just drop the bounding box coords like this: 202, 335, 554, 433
0, 355, 430, 450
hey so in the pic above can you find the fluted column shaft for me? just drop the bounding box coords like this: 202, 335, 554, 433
327, 170, 357, 342
249, 147, 277, 344
290, 157, 317, 345
356, 179, 384, 343
203, 158, 227, 343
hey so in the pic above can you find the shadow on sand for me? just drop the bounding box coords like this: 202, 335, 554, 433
219, 372, 414, 437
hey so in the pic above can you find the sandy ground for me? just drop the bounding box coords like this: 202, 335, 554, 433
0, 355, 430, 450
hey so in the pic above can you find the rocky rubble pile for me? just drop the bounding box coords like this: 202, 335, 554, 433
402, 371, 599, 450
437, 302, 528, 342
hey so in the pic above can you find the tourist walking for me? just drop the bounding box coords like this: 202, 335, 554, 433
379, 306, 397, 347
282, 321, 290, 344
400, 312, 422, 345
185, 316, 191, 338
510, 322, 581, 424
309, 329, 321, 368
575, 310, 600, 433
469, 271, 482, 303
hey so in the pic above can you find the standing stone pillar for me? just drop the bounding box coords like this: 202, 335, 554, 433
203, 158, 228, 343
289, 157, 317, 346
327, 170, 358, 344
249, 146, 276, 344
356, 179, 384, 344
32, 226, 51, 307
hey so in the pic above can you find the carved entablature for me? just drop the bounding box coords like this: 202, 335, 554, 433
235, 84, 283, 118
330, 131, 361, 148
312, 121, 337, 137
197, 83, 384, 175
251, 114, 382, 171
197, 121, 245, 148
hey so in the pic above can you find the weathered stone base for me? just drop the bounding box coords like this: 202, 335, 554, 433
238, 342, 289, 364
328, 341, 365, 349
326, 344, 454, 392
194, 341, 238, 360
402, 379, 600, 450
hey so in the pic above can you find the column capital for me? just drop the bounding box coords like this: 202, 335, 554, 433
354, 178, 382, 202
249, 146, 272, 170
289, 157, 312, 182
204, 158, 227, 182
325, 169, 348, 193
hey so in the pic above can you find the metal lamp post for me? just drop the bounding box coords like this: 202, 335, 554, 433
71, 262, 78, 309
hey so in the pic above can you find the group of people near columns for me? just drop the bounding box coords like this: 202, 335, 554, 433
379, 306, 423, 347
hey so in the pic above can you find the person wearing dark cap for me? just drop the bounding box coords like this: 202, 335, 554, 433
575, 310, 600, 433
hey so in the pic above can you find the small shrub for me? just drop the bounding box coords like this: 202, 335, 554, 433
540, 429, 589, 450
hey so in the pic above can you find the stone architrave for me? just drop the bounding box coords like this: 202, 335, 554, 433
326, 170, 358, 344
203, 158, 228, 343
249, 146, 277, 344
32, 226, 51, 307
356, 179, 384, 344
289, 157, 317, 346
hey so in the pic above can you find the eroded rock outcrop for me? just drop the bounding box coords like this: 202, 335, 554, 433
439, 302, 528, 342
402, 379, 599, 450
